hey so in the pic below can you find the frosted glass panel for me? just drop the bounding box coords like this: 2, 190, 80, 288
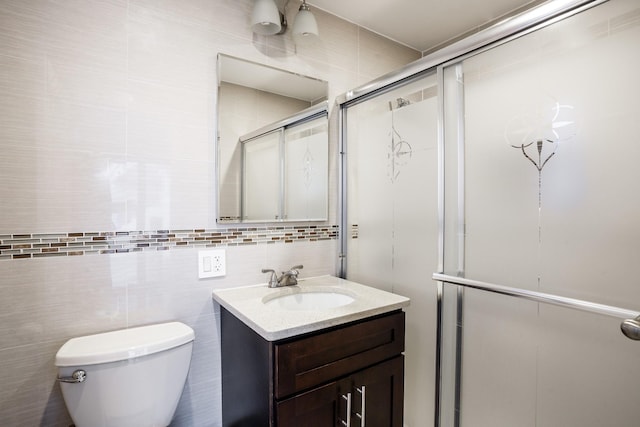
242, 131, 280, 221
536, 305, 640, 426
284, 116, 328, 221
460, 288, 640, 427
441, 0, 640, 425
460, 290, 539, 426
240, 111, 328, 222
461, 0, 640, 304
344, 75, 439, 426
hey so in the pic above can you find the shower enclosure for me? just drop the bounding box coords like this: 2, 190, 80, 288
340, 72, 440, 426
338, 0, 640, 425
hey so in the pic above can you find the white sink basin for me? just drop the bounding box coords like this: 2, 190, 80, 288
263, 290, 355, 311
212, 275, 411, 340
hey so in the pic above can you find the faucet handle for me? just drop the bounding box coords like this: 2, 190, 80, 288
261, 268, 278, 287
282, 265, 303, 278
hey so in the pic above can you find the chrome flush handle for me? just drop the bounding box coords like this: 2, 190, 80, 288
57, 369, 87, 384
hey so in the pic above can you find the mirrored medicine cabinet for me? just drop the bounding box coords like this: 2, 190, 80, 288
216, 54, 329, 223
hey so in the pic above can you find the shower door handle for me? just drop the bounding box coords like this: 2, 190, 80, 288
621, 316, 640, 340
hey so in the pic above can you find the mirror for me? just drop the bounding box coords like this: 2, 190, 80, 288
217, 54, 329, 223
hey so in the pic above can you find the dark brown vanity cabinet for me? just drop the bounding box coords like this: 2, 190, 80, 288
221, 308, 405, 427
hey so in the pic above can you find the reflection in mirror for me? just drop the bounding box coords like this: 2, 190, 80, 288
284, 114, 328, 221
242, 129, 281, 221
241, 106, 328, 221
217, 54, 329, 223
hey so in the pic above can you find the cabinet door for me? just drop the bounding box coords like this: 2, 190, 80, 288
276, 378, 353, 427
350, 356, 404, 427
277, 356, 404, 427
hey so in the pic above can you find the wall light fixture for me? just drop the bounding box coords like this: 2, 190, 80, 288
292, 0, 319, 45
251, 0, 283, 35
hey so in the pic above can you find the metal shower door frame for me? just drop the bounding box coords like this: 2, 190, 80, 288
335, 1, 608, 425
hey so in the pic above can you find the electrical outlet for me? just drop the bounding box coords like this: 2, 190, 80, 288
198, 249, 226, 278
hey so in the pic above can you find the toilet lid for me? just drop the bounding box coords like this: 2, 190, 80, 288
55, 322, 195, 367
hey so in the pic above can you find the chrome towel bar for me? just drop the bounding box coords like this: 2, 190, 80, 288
433, 273, 640, 340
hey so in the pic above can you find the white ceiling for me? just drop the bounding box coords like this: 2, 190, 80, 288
307, 0, 539, 52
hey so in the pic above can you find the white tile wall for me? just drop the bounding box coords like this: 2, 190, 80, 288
0, 0, 419, 425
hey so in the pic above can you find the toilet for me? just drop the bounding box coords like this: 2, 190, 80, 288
55, 322, 195, 427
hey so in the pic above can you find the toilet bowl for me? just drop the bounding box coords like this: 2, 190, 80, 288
55, 322, 195, 427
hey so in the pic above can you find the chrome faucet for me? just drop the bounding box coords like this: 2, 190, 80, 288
261, 265, 304, 288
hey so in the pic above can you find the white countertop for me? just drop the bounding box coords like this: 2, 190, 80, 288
211, 275, 410, 341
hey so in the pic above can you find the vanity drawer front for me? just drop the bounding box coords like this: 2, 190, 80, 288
274, 310, 405, 399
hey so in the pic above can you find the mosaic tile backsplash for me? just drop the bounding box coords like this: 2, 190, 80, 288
0, 225, 339, 260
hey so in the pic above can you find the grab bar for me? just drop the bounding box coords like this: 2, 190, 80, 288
433, 273, 640, 340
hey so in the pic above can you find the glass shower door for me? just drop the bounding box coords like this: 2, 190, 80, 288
343, 73, 439, 426
441, 0, 640, 425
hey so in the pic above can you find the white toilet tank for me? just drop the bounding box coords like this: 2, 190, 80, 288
55, 322, 195, 427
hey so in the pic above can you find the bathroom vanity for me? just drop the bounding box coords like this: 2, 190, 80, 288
212, 276, 409, 427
